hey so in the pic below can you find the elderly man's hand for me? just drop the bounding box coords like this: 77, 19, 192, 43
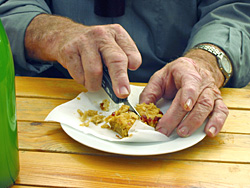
25, 14, 141, 98
139, 49, 229, 137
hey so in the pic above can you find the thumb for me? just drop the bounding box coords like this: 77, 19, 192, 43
139, 70, 165, 104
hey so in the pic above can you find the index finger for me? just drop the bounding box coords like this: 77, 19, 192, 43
99, 24, 142, 99
100, 36, 131, 98
172, 57, 204, 112
112, 24, 142, 71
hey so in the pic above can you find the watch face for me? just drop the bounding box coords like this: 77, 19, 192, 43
221, 56, 232, 73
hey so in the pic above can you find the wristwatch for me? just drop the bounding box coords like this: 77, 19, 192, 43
194, 44, 233, 87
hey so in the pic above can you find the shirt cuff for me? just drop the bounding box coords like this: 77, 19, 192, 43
185, 23, 249, 87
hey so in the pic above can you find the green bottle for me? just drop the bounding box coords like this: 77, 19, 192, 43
0, 20, 19, 187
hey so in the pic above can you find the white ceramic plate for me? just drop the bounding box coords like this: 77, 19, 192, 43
61, 122, 206, 156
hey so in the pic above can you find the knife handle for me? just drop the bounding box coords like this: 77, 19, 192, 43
102, 64, 126, 104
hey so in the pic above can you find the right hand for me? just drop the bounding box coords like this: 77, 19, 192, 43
25, 15, 142, 98
57, 23, 141, 98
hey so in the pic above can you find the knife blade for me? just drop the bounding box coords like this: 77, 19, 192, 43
102, 64, 141, 117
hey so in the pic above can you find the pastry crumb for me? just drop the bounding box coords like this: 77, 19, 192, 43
100, 99, 110, 111
101, 123, 110, 129
78, 100, 163, 138
78, 109, 105, 126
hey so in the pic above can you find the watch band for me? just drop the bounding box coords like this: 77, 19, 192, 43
194, 44, 232, 87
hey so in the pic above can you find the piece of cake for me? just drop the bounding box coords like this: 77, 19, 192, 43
135, 103, 163, 128
105, 105, 139, 137
105, 103, 163, 138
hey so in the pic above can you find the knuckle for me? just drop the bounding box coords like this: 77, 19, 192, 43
108, 52, 128, 64
111, 23, 124, 33
191, 112, 204, 126
197, 94, 214, 111
89, 25, 107, 37
179, 57, 194, 64
216, 116, 226, 127
112, 67, 127, 79
216, 101, 229, 116
201, 68, 212, 78
77, 34, 88, 44
136, 53, 142, 63
212, 86, 222, 97
128, 58, 142, 70
171, 62, 202, 84
86, 64, 103, 77
91, 24, 124, 39
185, 85, 197, 95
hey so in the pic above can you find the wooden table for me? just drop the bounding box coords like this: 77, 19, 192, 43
12, 76, 250, 188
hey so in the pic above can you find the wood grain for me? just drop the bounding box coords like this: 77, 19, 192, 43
16, 96, 250, 133
15, 76, 87, 99
12, 186, 46, 188
16, 76, 250, 110
15, 76, 146, 99
220, 88, 250, 110
16, 97, 67, 121
16, 151, 250, 188
18, 121, 250, 163
13, 77, 250, 188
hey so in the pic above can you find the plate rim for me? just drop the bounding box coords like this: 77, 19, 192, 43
61, 123, 206, 156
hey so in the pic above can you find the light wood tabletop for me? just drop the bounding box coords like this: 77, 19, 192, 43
12, 76, 250, 188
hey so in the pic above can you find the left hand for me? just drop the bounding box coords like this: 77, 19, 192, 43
139, 52, 229, 137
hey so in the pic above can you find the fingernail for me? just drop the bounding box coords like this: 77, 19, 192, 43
184, 99, 192, 111
178, 126, 189, 137
119, 86, 129, 96
208, 126, 217, 137
157, 127, 168, 135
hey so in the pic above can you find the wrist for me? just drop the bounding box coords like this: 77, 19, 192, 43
194, 44, 233, 87
25, 14, 78, 62
184, 45, 225, 88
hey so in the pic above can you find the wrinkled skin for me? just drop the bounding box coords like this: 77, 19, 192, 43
139, 57, 229, 137
25, 14, 228, 138
56, 24, 142, 98
25, 15, 141, 98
